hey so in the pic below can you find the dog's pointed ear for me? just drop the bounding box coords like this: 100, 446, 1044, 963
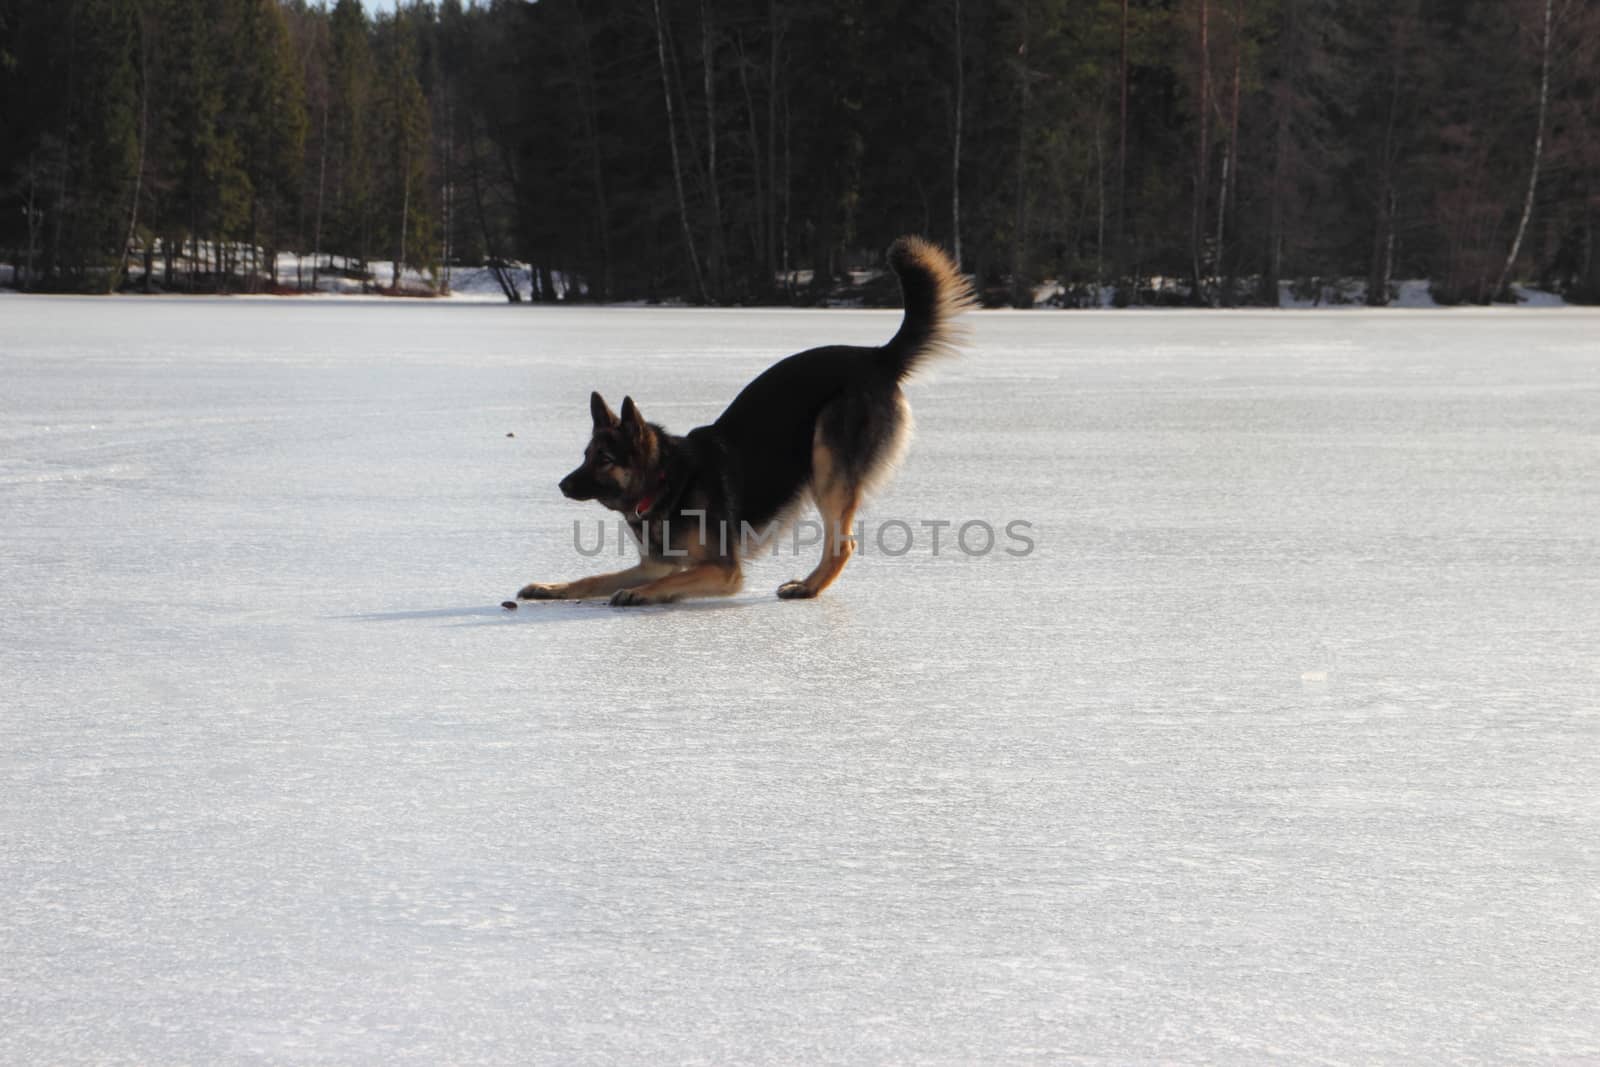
590, 391, 619, 430
619, 396, 651, 446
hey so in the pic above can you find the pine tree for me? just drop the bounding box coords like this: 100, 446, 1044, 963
1254, 0, 1350, 305
57, 0, 142, 285
373, 9, 433, 290
327, 0, 375, 278
236, 0, 307, 289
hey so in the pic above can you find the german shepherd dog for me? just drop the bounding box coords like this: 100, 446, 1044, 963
515, 236, 973, 607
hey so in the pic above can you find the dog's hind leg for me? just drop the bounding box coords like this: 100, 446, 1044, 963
776, 487, 858, 599
778, 438, 861, 600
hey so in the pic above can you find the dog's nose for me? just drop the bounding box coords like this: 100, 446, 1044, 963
558, 474, 576, 498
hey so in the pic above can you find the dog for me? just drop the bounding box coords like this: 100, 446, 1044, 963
515, 236, 973, 607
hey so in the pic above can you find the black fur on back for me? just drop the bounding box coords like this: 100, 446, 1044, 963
648, 237, 973, 546
707, 345, 868, 527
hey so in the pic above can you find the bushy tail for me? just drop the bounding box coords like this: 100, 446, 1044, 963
879, 236, 976, 382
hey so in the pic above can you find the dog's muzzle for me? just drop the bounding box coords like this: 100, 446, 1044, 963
559, 469, 593, 500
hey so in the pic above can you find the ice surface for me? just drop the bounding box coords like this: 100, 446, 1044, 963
2, 296, 1598, 1063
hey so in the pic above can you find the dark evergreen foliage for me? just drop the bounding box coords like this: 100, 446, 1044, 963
2, 0, 1597, 302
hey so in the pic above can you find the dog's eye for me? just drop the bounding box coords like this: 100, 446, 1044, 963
595, 453, 616, 466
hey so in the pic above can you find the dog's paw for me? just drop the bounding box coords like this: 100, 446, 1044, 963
609, 588, 653, 607
776, 580, 816, 600
518, 582, 567, 600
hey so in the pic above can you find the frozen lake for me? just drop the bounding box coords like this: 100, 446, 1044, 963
3, 295, 1598, 1063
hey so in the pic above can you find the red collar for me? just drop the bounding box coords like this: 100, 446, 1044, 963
631, 471, 670, 520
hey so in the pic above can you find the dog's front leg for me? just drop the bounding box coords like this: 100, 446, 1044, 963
609, 561, 742, 606
519, 561, 675, 601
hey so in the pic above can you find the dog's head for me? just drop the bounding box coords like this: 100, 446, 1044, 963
559, 392, 661, 517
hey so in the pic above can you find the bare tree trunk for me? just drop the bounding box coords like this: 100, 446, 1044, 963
1381, 189, 1396, 296
701, 0, 724, 301
441, 83, 453, 295
23, 156, 40, 290
50, 137, 66, 283
768, 1, 782, 291
1191, 0, 1211, 304
653, 0, 708, 302
468, 116, 519, 303
1582, 205, 1596, 297
1116, 0, 1129, 287
1260, 0, 1297, 307
249, 203, 260, 294
114, 118, 145, 292
313, 98, 328, 292
112, 8, 149, 294
1265, 126, 1284, 307
781, 82, 793, 290
1010, 9, 1032, 308
1214, 0, 1242, 303
395, 164, 409, 290
1213, 151, 1229, 302
1494, 0, 1554, 300
1095, 117, 1105, 292
1367, 22, 1404, 306
951, 0, 964, 267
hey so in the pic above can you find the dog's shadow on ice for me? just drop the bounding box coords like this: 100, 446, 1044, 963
464, 598, 757, 627
338, 599, 754, 628
338, 606, 507, 623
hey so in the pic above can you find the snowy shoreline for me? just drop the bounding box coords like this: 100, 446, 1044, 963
0, 261, 1574, 308
0, 283, 1576, 309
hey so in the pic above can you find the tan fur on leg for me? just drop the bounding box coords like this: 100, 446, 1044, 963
520, 561, 675, 601
611, 561, 743, 606
778, 439, 860, 600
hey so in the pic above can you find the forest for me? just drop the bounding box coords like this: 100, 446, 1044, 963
2, 0, 1598, 305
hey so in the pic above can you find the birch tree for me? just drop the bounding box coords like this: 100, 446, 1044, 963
1493, 0, 1555, 299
